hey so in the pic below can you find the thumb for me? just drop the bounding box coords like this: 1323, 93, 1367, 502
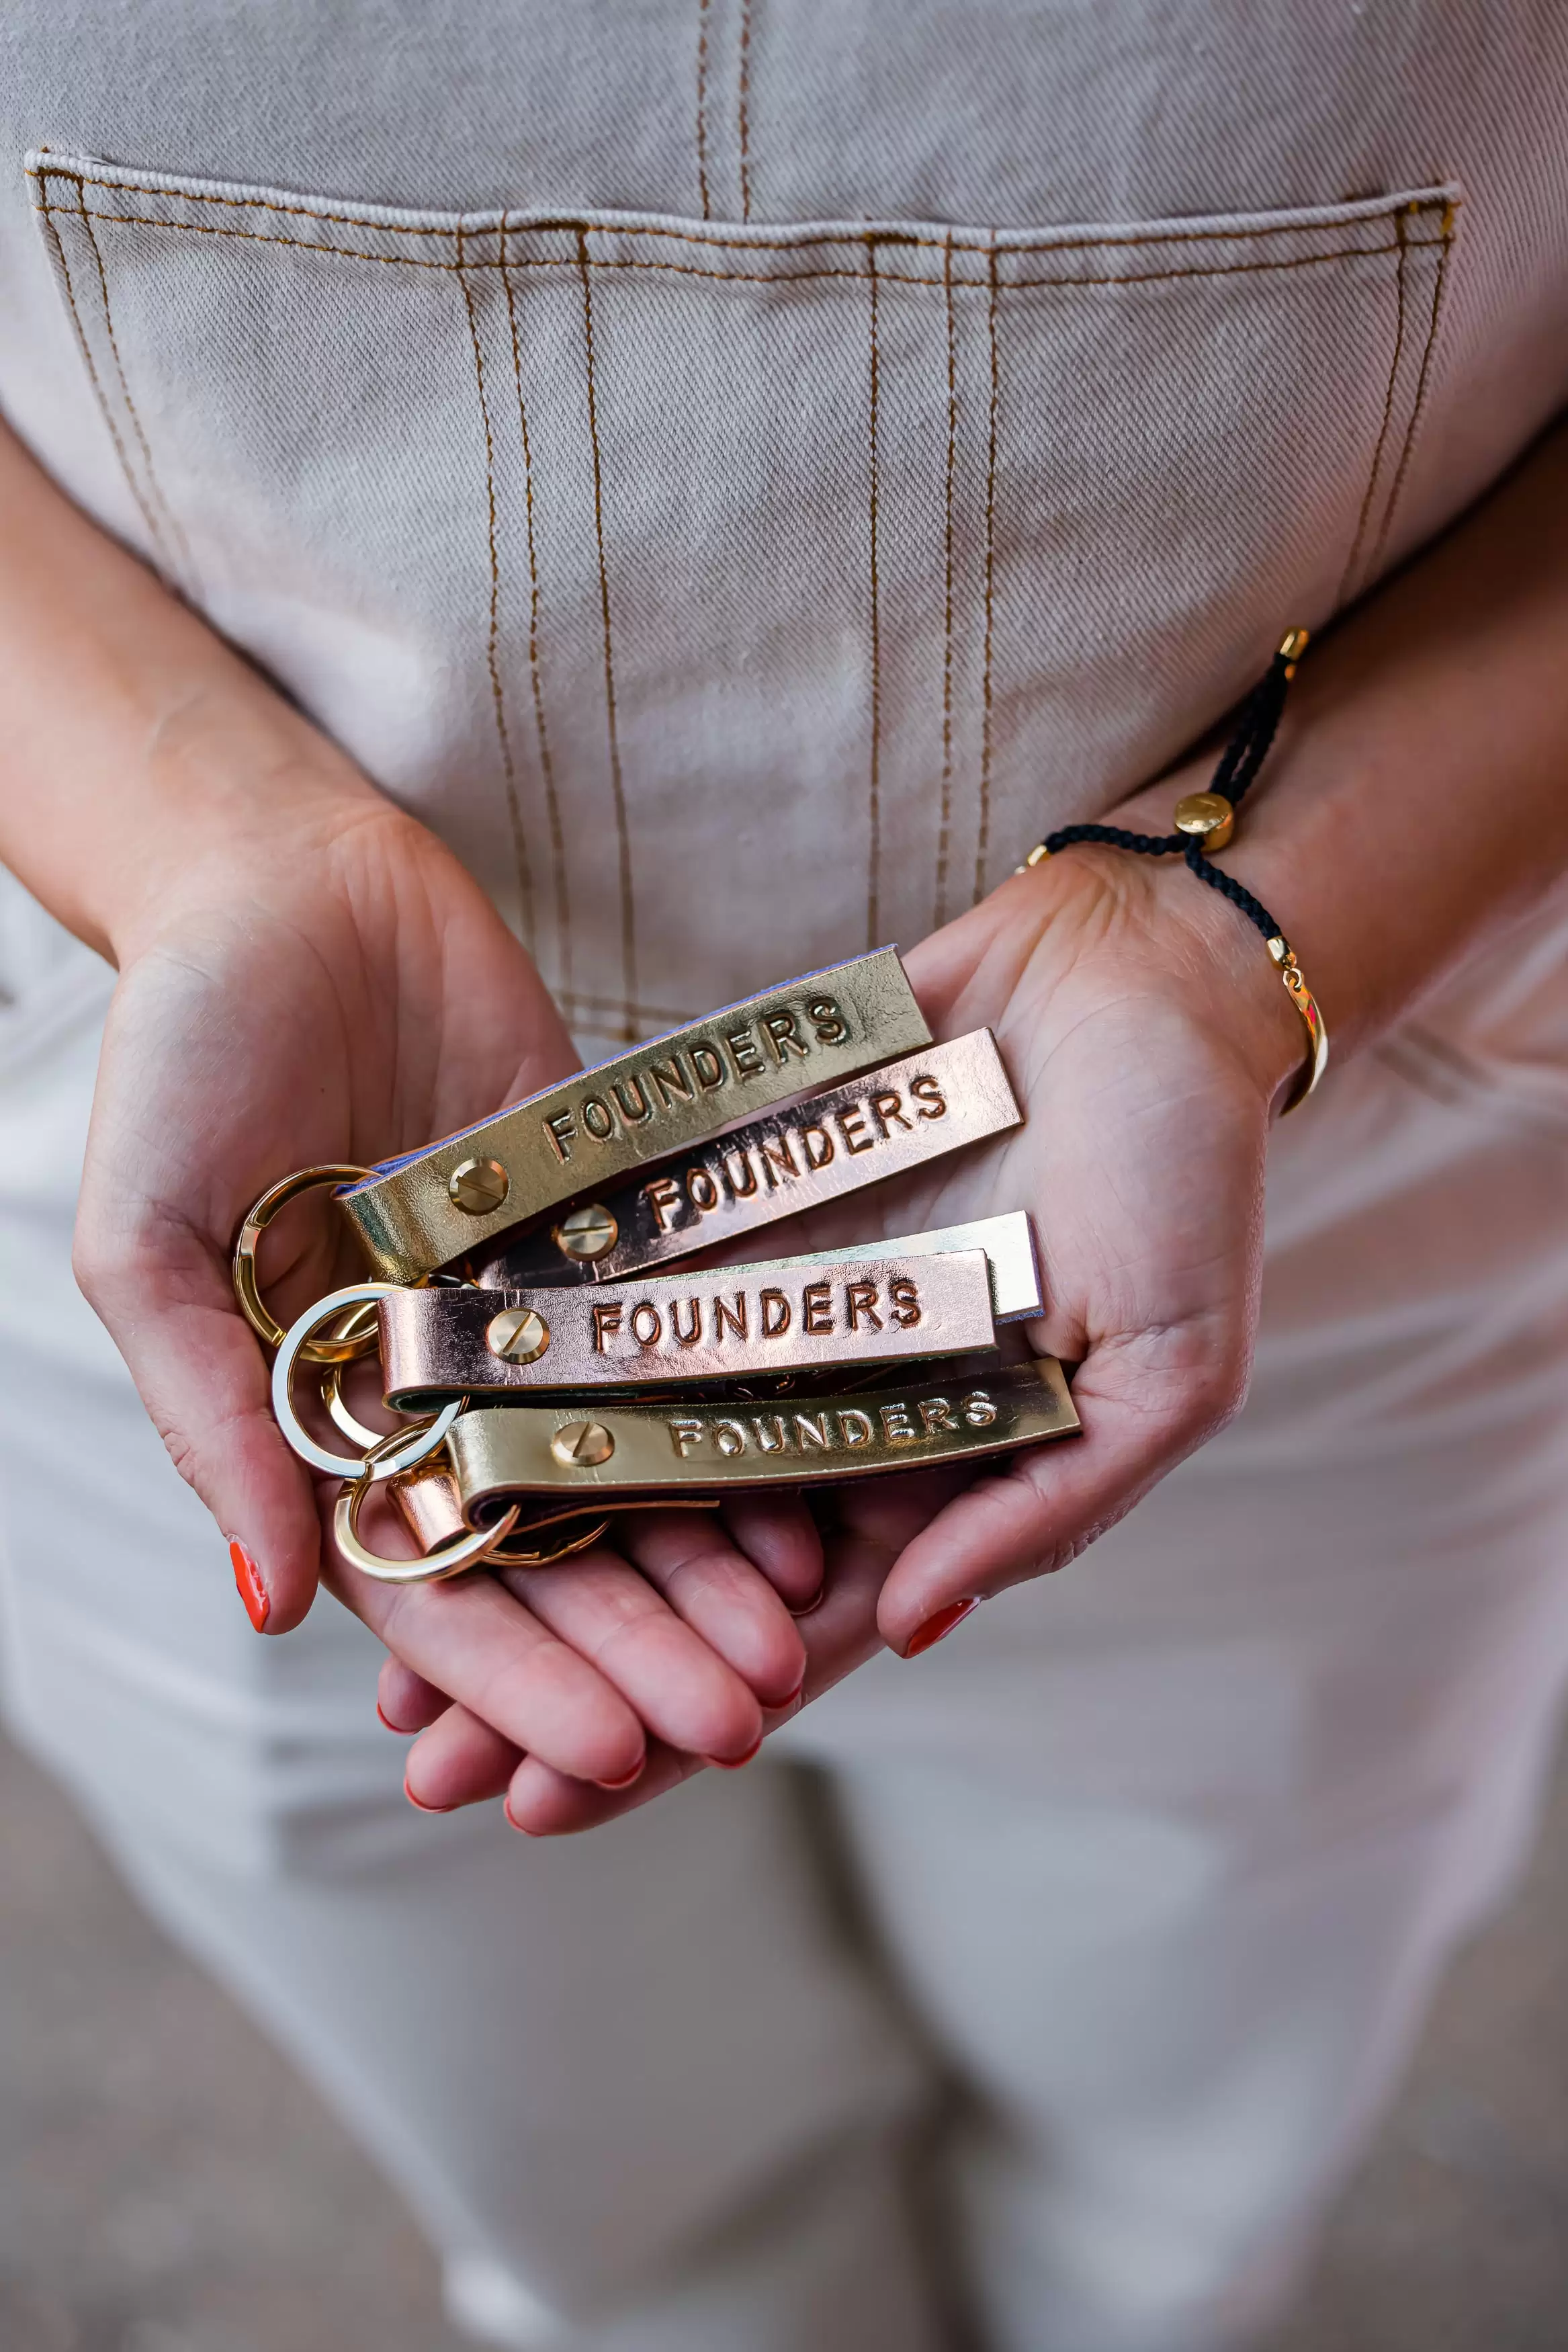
75, 1217, 322, 1634
875, 1322, 1248, 1654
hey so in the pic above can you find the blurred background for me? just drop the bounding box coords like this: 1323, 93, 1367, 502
4, 1717, 1567, 2352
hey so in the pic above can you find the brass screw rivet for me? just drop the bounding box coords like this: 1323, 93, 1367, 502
554, 1202, 619, 1261
485, 1307, 550, 1363
449, 1157, 510, 1216
550, 1419, 615, 1469
1173, 791, 1236, 853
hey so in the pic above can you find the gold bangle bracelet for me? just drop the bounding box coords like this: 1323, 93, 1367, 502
1268, 935, 1328, 1114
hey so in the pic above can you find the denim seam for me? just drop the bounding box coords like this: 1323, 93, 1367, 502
695, 0, 713, 222
975, 242, 1000, 907
34, 169, 180, 580
737, 0, 754, 222
866, 237, 883, 950
934, 230, 958, 931
31, 166, 1450, 259
456, 218, 535, 951
1335, 207, 1409, 609
576, 228, 638, 1036
74, 195, 197, 585
32, 200, 1431, 292
1364, 200, 1458, 580
500, 253, 572, 1002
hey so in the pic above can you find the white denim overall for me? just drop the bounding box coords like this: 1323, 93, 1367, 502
2, 6, 1567, 2346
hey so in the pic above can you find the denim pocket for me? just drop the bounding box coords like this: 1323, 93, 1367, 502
30, 153, 1456, 1050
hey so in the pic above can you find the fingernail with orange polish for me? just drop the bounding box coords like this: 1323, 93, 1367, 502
704, 1733, 764, 1771
404, 1778, 454, 1814
594, 1759, 646, 1791
229, 1539, 270, 1632
902, 1597, 979, 1658
788, 1581, 827, 1619
376, 1702, 407, 1734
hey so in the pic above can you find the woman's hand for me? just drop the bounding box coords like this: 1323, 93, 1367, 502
73, 740, 818, 1770
0, 420, 814, 1779
868, 833, 1304, 1643
398, 827, 1306, 1826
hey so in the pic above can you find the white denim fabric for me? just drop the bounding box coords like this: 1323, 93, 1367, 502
3, 6, 1568, 2349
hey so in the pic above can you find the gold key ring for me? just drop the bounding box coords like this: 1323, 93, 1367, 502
272, 1284, 464, 1482
234, 1165, 376, 1363
335, 1426, 521, 1585
320, 1301, 388, 1449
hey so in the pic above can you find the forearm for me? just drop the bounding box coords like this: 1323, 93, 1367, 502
1115, 414, 1568, 1068
0, 419, 383, 963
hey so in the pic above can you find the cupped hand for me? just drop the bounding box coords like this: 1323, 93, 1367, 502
402, 804, 1307, 1826
865, 823, 1304, 1644
72, 700, 816, 1768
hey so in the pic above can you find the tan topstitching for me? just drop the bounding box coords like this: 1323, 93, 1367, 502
695, 0, 713, 221
865, 239, 883, 950
974, 245, 1000, 908
29, 166, 1449, 261
576, 228, 639, 1038
499, 255, 573, 1003
737, 0, 754, 222
934, 232, 958, 931
74, 194, 196, 583
30, 204, 1423, 294
35, 172, 177, 576
1364, 202, 1457, 580
455, 217, 535, 948
1334, 205, 1409, 609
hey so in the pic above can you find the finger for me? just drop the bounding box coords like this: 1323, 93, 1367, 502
507, 1738, 703, 1837
828, 1462, 979, 1557
505, 1518, 898, 1839
875, 1329, 1239, 1650
404, 1704, 521, 1812
325, 1554, 648, 1788
74, 1222, 322, 1635
612, 1511, 806, 1708
376, 1655, 448, 1733
716, 1492, 824, 1610
496, 1548, 767, 1765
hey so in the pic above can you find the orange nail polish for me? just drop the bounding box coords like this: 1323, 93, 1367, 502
788, 1581, 827, 1618
228, 1539, 270, 1632
593, 1759, 646, 1790
704, 1733, 763, 1771
404, 1777, 454, 1814
376, 1702, 407, 1734
902, 1597, 978, 1658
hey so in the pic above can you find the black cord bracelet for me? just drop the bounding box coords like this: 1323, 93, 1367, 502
1015, 628, 1328, 1111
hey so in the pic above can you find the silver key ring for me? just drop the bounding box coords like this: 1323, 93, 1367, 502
271, 1283, 464, 1480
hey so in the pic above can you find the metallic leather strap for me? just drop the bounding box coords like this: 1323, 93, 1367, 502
476, 1030, 1020, 1288
445, 1355, 1080, 1511
378, 1247, 1000, 1406
336, 949, 932, 1282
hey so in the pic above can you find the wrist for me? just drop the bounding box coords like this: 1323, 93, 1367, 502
1083, 759, 1321, 1115
99, 689, 394, 968
1000, 822, 1309, 1117
1154, 853, 1315, 1114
